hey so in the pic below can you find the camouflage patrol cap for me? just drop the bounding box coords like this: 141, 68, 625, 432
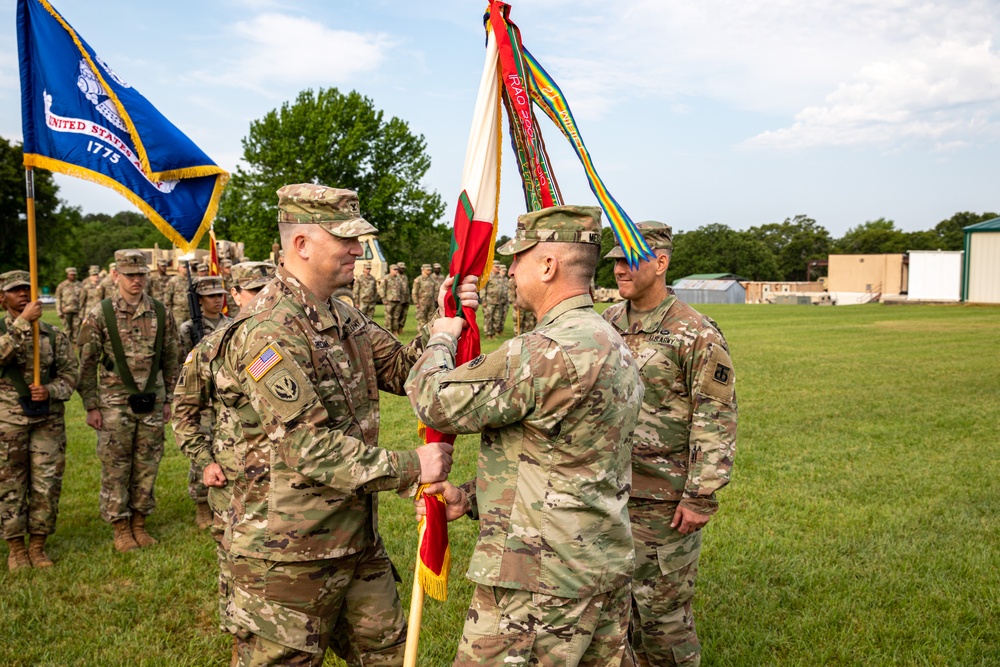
232, 261, 276, 290
88, 265, 100, 276
604, 220, 673, 259
0, 270, 31, 291
396, 262, 406, 269
65, 267, 77, 274
221, 259, 232, 268
361, 261, 371, 270
108, 262, 116, 270
421, 264, 432, 271
276, 184, 378, 238
432, 263, 442, 269
193, 276, 227, 296
389, 263, 398, 271
497, 205, 603, 256
114, 250, 150, 275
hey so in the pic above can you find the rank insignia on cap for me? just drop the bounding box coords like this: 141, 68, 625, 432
713, 363, 731, 384
247, 344, 282, 381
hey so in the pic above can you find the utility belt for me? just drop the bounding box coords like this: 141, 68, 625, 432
100, 298, 165, 415
0, 319, 57, 417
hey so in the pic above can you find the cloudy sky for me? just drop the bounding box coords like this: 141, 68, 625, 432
2, 0, 998, 243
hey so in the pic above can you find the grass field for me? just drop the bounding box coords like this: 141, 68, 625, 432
1, 303, 998, 666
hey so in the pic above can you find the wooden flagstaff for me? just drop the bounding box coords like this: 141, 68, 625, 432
24, 166, 41, 385
403, 521, 427, 667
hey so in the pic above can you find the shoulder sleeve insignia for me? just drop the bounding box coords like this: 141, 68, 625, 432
247, 344, 282, 381
468, 354, 486, 369
713, 363, 731, 384
184, 351, 194, 366
264, 369, 300, 402
696, 343, 735, 405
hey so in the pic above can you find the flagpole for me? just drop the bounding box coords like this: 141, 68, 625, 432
24, 167, 41, 386
403, 522, 427, 667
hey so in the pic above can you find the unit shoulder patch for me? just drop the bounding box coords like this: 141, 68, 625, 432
265, 369, 300, 402
696, 344, 735, 405
446, 349, 508, 382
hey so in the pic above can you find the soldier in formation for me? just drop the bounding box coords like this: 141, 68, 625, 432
78, 250, 179, 553
98, 263, 116, 295
220, 259, 239, 317
195, 262, 209, 278
0, 271, 79, 570
80, 265, 105, 318
352, 261, 378, 318
603, 221, 737, 667
177, 276, 233, 530
54, 267, 84, 344
147, 260, 171, 304
508, 275, 536, 335
172, 260, 274, 644
209, 184, 465, 666
411, 263, 438, 328
408, 205, 643, 666
383, 262, 409, 336
431, 262, 445, 294
479, 262, 509, 338
165, 261, 192, 327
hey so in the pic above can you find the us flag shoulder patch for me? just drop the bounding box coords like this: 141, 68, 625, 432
247, 344, 282, 381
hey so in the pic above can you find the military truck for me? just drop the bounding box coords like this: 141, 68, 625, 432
139, 240, 246, 275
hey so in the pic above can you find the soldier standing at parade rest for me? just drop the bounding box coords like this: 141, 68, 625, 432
353, 261, 378, 319
411, 263, 437, 328
165, 261, 191, 327
602, 221, 737, 667
479, 263, 509, 339
78, 250, 179, 553
211, 184, 475, 667
98, 263, 116, 295
195, 262, 210, 278
80, 265, 105, 319
408, 205, 644, 666
0, 271, 79, 570
431, 262, 445, 295
147, 259, 171, 304
383, 263, 407, 336
177, 276, 233, 530
172, 260, 275, 647
396, 261, 410, 334
54, 267, 83, 345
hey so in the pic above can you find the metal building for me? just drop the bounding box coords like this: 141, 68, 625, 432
908, 251, 963, 302
962, 218, 1000, 304
673, 278, 746, 305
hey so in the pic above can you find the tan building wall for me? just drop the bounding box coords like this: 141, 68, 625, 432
827, 254, 907, 295
743, 281, 825, 304
966, 233, 1000, 304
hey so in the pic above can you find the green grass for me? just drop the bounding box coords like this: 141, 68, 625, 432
3, 304, 998, 666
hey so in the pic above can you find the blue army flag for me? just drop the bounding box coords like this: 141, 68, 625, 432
16, 0, 228, 251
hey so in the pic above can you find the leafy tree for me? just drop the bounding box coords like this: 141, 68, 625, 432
748, 215, 832, 281
0, 139, 75, 291
217, 88, 447, 264
594, 228, 618, 288
835, 218, 910, 254
931, 211, 998, 250
666, 223, 780, 283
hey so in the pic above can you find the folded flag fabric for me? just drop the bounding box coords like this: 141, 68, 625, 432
416, 487, 451, 602
16, 0, 228, 251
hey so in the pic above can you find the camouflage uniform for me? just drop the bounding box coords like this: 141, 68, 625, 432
221, 261, 240, 318
177, 277, 233, 507
383, 268, 409, 336
0, 272, 79, 544
98, 266, 116, 298
407, 206, 642, 666
79, 268, 106, 320
508, 277, 536, 335
214, 185, 430, 667
410, 265, 438, 328
147, 267, 171, 304
77, 251, 179, 525
479, 269, 508, 337
431, 264, 445, 295
54, 269, 83, 344
164, 272, 192, 327
353, 267, 378, 319
173, 261, 274, 633
604, 223, 738, 667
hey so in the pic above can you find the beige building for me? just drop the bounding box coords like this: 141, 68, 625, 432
827, 254, 908, 303
743, 281, 826, 304
963, 218, 1000, 304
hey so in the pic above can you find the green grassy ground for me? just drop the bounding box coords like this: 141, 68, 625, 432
2, 304, 998, 666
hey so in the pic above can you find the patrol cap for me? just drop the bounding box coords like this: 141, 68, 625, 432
221, 259, 232, 268
65, 267, 77, 275
0, 270, 31, 291
604, 220, 673, 259
421, 264, 432, 271
232, 261, 276, 290
497, 205, 603, 256
114, 250, 150, 275
108, 262, 116, 270
361, 261, 371, 270
432, 263, 441, 270
396, 262, 406, 270
193, 276, 227, 296
276, 184, 378, 239
389, 263, 398, 271
88, 265, 100, 276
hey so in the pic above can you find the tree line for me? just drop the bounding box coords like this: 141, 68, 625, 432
2, 85, 994, 293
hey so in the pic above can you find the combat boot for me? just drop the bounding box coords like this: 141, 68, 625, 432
27, 534, 53, 568
195, 502, 213, 531
112, 519, 139, 553
7, 537, 30, 571
131, 513, 158, 547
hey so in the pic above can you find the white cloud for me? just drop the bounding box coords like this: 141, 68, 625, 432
194, 13, 392, 95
